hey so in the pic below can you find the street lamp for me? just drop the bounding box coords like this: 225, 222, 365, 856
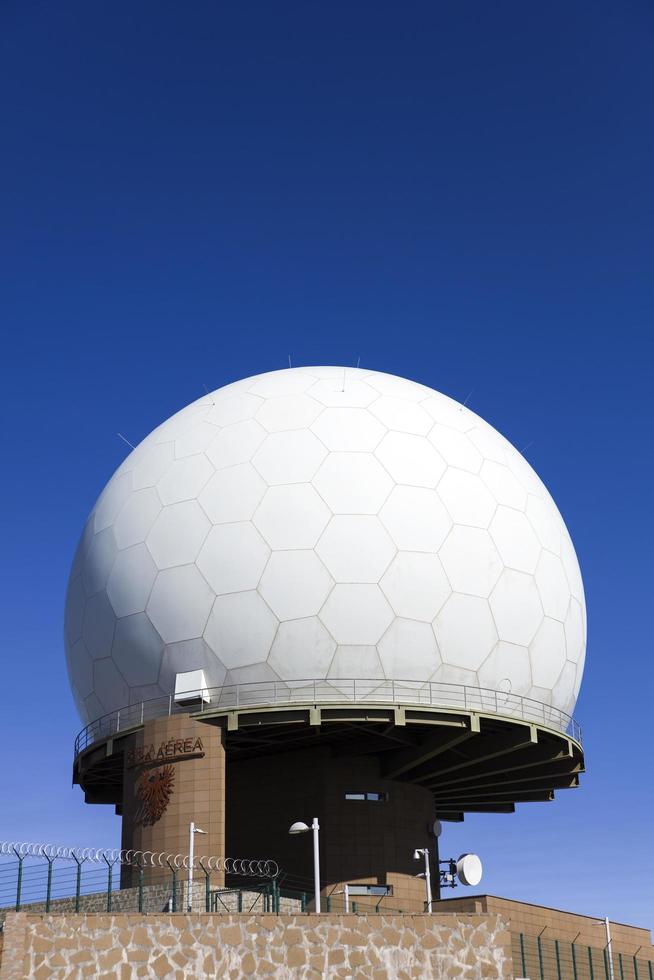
413, 847, 432, 913
289, 817, 321, 913
188, 822, 207, 912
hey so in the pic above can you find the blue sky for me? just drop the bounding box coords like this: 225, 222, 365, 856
1, 1, 652, 926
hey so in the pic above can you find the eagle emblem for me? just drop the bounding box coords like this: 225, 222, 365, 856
134, 765, 175, 826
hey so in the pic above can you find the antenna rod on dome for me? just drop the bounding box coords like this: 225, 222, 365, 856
342, 368, 346, 391
116, 432, 135, 450
463, 390, 473, 406
288, 355, 292, 368
356, 356, 360, 368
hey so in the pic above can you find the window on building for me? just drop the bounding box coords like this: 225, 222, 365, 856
344, 791, 388, 802
347, 884, 393, 896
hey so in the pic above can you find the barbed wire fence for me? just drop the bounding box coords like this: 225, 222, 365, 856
0, 841, 279, 921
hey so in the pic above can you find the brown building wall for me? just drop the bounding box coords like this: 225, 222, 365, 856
120, 716, 225, 887
227, 745, 437, 911
434, 895, 654, 958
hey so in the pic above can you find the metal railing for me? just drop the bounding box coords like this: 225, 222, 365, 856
74, 678, 581, 757
513, 932, 654, 980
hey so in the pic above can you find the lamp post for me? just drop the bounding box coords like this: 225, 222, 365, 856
413, 847, 432, 913
602, 917, 615, 980
289, 817, 321, 913
188, 822, 207, 912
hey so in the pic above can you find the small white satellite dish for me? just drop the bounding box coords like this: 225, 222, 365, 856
456, 853, 482, 887
431, 819, 442, 838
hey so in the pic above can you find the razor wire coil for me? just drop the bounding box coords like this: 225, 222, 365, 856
0, 842, 278, 878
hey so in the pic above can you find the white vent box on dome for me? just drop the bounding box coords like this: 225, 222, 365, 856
174, 670, 211, 706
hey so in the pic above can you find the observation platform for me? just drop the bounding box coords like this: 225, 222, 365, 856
73, 679, 584, 822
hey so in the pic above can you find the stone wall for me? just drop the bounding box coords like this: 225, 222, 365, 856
0, 911, 512, 979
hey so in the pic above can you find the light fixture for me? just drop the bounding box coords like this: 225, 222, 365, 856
188, 821, 207, 912
288, 817, 321, 912
413, 847, 432, 913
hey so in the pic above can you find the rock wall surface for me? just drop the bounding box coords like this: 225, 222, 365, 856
0, 910, 512, 979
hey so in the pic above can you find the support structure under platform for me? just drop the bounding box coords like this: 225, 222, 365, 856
73, 695, 584, 912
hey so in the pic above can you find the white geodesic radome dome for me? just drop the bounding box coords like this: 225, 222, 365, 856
65, 367, 586, 726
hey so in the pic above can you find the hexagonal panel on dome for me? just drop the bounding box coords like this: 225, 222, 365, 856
380, 552, 450, 621
369, 396, 432, 435
132, 443, 175, 491
152, 403, 209, 442
253, 484, 331, 550
428, 425, 483, 473
375, 432, 446, 488
530, 617, 567, 689
206, 393, 263, 427
249, 369, 314, 397
561, 532, 585, 604
256, 394, 322, 432
311, 407, 386, 452
146, 501, 210, 569
157, 454, 213, 505
252, 429, 327, 485
307, 376, 379, 408
328, 645, 385, 679
379, 486, 451, 552
467, 422, 515, 465
564, 598, 584, 662
94, 472, 132, 532
480, 460, 527, 510
378, 619, 440, 680
82, 592, 116, 660
438, 470, 496, 528
490, 569, 543, 646
316, 516, 395, 583
439, 526, 502, 597
146, 565, 214, 643
434, 594, 497, 671
204, 591, 278, 669
489, 507, 541, 574
319, 584, 393, 645
552, 660, 577, 715
268, 618, 336, 678
365, 372, 432, 401
174, 421, 220, 459
206, 419, 267, 469
422, 394, 475, 432
477, 642, 532, 696
65, 575, 86, 645
82, 526, 118, 597
68, 639, 94, 699
93, 658, 129, 712
197, 523, 270, 595
107, 544, 157, 618
113, 488, 162, 550
535, 551, 570, 622
112, 613, 164, 687
198, 464, 267, 524
526, 494, 562, 554
313, 453, 393, 514
259, 551, 333, 621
